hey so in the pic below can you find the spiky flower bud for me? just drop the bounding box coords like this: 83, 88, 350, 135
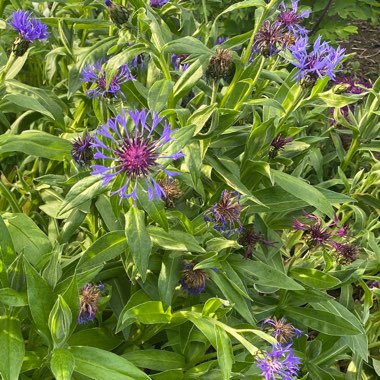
105, 0, 129, 28
206, 49, 234, 80
180, 263, 208, 295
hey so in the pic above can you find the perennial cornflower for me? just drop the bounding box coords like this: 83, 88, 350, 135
205, 190, 242, 235
289, 36, 345, 84
263, 317, 303, 344
332, 241, 358, 264
180, 263, 208, 295
256, 344, 301, 380
72, 132, 94, 166
10, 10, 48, 56
277, 0, 310, 35
206, 49, 234, 80
293, 212, 331, 246
269, 134, 293, 158
251, 20, 286, 57
91, 109, 184, 202
81, 61, 133, 98
105, 0, 129, 28
150, 0, 169, 7
78, 283, 104, 324
171, 54, 190, 72
239, 225, 275, 259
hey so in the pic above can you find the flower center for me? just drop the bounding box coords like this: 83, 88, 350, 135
116, 137, 158, 177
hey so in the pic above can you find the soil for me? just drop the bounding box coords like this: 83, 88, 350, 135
339, 20, 380, 80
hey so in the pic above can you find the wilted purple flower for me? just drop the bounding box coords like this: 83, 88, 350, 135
256, 344, 301, 380
269, 134, 293, 158
91, 109, 184, 202
10, 10, 48, 56
156, 177, 182, 207
72, 133, 94, 166
150, 0, 168, 7
81, 61, 133, 98
180, 263, 208, 295
293, 212, 331, 246
216, 36, 227, 45
205, 190, 242, 235
171, 54, 189, 71
264, 317, 304, 344
277, 0, 310, 35
105, 0, 129, 28
239, 225, 275, 259
289, 36, 345, 84
78, 283, 104, 324
332, 241, 358, 264
251, 20, 286, 58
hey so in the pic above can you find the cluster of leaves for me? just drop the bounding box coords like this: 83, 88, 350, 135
0, 0, 379, 379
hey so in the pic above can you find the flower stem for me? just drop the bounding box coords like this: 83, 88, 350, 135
0, 52, 17, 82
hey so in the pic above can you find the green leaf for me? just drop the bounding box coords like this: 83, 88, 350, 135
213, 0, 266, 25
163, 37, 213, 55
117, 301, 172, 332
125, 208, 152, 282
148, 226, 205, 253
0, 288, 28, 307
50, 348, 75, 380
283, 306, 362, 336
4, 213, 52, 267
0, 316, 25, 380
0, 131, 72, 161
148, 79, 173, 112
58, 176, 107, 217
0, 215, 15, 268
23, 259, 55, 343
272, 170, 334, 218
123, 349, 186, 371
68, 328, 123, 351
70, 346, 150, 380
77, 231, 127, 270
215, 326, 234, 380
290, 268, 341, 289
158, 252, 181, 308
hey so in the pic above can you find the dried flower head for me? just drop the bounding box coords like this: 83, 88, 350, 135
10, 10, 48, 56
332, 241, 358, 264
206, 49, 234, 80
81, 61, 133, 99
289, 36, 345, 84
105, 0, 129, 28
293, 212, 331, 246
91, 108, 184, 202
157, 177, 182, 207
78, 283, 104, 324
277, 0, 310, 35
256, 344, 301, 380
264, 317, 304, 344
239, 225, 275, 259
72, 133, 94, 166
180, 263, 207, 295
269, 134, 293, 158
205, 190, 242, 235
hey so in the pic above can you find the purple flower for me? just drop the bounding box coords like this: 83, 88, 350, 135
251, 20, 286, 58
150, 0, 168, 7
256, 344, 301, 380
205, 190, 242, 235
216, 36, 227, 45
269, 134, 293, 158
334, 76, 372, 94
277, 0, 310, 35
72, 133, 94, 166
293, 212, 331, 246
78, 283, 104, 324
10, 10, 48, 42
180, 263, 208, 295
289, 36, 345, 84
171, 54, 190, 72
239, 225, 275, 259
332, 241, 358, 264
91, 109, 184, 202
80, 61, 133, 99
263, 317, 304, 344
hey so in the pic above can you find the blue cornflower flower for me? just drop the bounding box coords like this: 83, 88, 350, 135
256, 344, 301, 380
171, 54, 190, 72
180, 263, 208, 295
277, 0, 310, 35
205, 190, 242, 235
9, 10, 48, 56
150, 0, 169, 8
289, 36, 345, 84
263, 317, 304, 344
78, 283, 104, 324
91, 109, 184, 202
80, 60, 133, 98
72, 132, 94, 166
216, 36, 227, 45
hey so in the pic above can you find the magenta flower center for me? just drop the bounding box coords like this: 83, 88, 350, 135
116, 137, 158, 177
279, 11, 298, 25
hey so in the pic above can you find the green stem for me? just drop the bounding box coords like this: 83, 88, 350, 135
210, 79, 218, 105
0, 52, 17, 83
340, 131, 360, 171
